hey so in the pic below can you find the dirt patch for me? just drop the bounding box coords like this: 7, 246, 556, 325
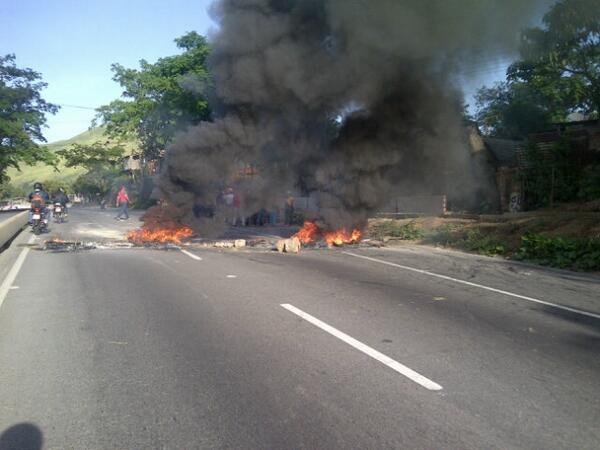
368, 211, 600, 245
366, 210, 600, 271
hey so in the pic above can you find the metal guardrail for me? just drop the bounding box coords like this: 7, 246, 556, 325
0, 211, 28, 249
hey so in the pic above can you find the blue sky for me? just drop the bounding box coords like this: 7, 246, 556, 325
1, 0, 215, 143
1, 0, 512, 143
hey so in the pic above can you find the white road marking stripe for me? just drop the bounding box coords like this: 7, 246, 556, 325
180, 249, 202, 260
280, 303, 443, 391
0, 236, 36, 311
343, 251, 600, 321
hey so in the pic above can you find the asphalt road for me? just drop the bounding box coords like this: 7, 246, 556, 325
0, 207, 599, 449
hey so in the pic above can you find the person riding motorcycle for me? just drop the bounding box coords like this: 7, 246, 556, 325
52, 187, 69, 218
28, 182, 51, 225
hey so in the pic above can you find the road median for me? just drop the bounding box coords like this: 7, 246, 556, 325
0, 211, 28, 249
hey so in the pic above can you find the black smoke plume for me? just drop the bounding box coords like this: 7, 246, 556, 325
157, 0, 548, 232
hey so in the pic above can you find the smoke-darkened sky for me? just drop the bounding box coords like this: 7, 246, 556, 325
1, 0, 548, 143
158, 0, 551, 230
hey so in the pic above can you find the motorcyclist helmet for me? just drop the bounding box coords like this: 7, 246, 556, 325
33, 182, 43, 191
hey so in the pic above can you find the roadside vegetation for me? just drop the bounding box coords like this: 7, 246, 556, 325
0, 54, 58, 184
366, 214, 600, 271
4, 127, 136, 194
515, 233, 600, 271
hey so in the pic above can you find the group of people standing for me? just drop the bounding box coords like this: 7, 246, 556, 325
215, 187, 296, 226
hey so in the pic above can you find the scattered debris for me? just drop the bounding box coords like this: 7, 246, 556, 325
276, 237, 301, 254
213, 241, 235, 248
43, 239, 97, 252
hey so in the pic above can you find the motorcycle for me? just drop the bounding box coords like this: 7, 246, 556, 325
31, 206, 47, 235
54, 202, 65, 223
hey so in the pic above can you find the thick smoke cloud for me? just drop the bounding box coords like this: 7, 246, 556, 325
158, 0, 548, 231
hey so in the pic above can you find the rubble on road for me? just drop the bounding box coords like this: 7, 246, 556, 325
43, 239, 97, 252
276, 236, 301, 253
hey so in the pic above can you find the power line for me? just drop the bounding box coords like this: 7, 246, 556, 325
55, 103, 97, 111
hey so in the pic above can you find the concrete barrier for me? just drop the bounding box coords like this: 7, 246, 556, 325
0, 211, 28, 248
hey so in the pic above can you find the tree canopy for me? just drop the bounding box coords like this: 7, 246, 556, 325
56, 140, 128, 200
475, 0, 600, 138
95, 31, 211, 160
510, 0, 600, 117
0, 54, 58, 183
475, 82, 554, 139
57, 141, 125, 171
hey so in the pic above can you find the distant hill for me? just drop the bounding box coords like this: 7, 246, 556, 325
7, 128, 139, 191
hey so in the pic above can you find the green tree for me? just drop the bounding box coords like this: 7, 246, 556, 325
57, 141, 126, 201
475, 81, 554, 139
41, 179, 72, 196
95, 32, 211, 160
57, 141, 125, 170
509, 0, 600, 118
475, 0, 600, 138
0, 54, 58, 182
72, 168, 129, 200
0, 182, 26, 200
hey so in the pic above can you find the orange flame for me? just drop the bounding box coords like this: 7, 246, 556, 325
128, 226, 195, 245
293, 221, 362, 246
323, 228, 362, 246
294, 221, 321, 244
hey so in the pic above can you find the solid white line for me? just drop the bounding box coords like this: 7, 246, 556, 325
0, 236, 36, 311
280, 303, 442, 391
180, 249, 202, 261
343, 251, 600, 321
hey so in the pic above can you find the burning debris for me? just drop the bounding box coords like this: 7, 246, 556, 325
127, 205, 195, 246
128, 227, 194, 246
294, 221, 362, 247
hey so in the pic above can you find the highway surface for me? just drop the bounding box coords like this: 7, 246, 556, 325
0, 207, 599, 449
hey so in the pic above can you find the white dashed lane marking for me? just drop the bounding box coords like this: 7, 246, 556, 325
281, 303, 443, 391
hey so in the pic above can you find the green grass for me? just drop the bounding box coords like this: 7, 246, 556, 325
515, 233, 600, 270
7, 127, 139, 191
371, 220, 424, 241
427, 225, 506, 257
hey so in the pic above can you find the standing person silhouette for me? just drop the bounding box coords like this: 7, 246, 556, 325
115, 186, 130, 220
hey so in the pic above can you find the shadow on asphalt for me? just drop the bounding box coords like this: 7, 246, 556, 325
0, 423, 43, 450
541, 305, 600, 334
565, 333, 600, 353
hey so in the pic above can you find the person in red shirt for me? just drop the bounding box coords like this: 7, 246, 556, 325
115, 186, 130, 220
